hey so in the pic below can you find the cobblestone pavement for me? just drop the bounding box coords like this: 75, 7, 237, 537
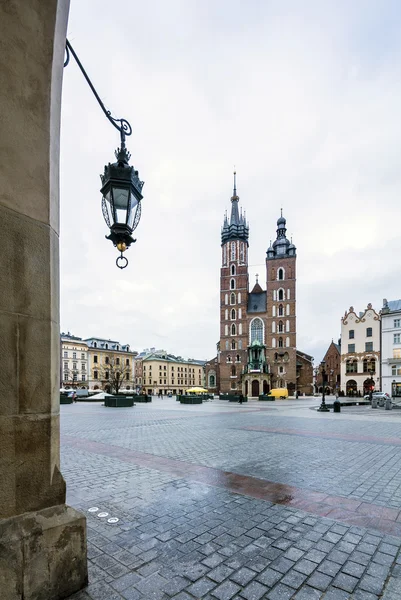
64, 398, 401, 599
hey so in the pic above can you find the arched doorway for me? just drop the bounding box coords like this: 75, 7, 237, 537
251, 380, 260, 397
245, 380, 249, 396
263, 380, 269, 395
346, 380, 357, 397
363, 378, 374, 395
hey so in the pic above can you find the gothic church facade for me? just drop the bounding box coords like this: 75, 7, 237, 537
206, 175, 313, 397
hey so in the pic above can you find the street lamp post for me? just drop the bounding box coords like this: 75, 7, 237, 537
317, 360, 330, 412
64, 40, 144, 269
369, 368, 375, 404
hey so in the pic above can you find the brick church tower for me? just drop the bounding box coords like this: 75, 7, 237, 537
265, 212, 297, 392
219, 173, 249, 393
206, 176, 307, 397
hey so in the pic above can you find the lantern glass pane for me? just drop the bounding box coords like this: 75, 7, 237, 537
112, 186, 130, 224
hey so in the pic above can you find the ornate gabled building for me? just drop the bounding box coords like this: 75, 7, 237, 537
206, 174, 312, 397
340, 304, 380, 396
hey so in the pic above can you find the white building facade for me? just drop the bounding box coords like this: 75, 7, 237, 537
340, 304, 380, 395
61, 333, 89, 388
381, 299, 401, 398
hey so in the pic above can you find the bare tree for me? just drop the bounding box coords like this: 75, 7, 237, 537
100, 355, 132, 394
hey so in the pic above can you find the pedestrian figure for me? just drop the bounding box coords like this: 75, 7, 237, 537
239, 394, 243, 405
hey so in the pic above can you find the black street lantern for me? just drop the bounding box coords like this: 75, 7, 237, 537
64, 39, 144, 269
317, 360, 330, 412
101, 142, 144, 268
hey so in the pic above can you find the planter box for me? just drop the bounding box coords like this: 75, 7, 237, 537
179, 396, 203, 404
259, 395, 275, 401
135, 395, 152, 403
60, 395, 73, 404
105, 396, 135, 407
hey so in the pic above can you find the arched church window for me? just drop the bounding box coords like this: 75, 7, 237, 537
250, 318, 264, 344
272, 338, 276, 348
273, 290, 277, 301
236, 354, 240, 362
278, 289, 284, 301
239, 323, 242, 334
225, 341, 229, 350
239, 308, 242, 319
238, 292, 241, 303
287, 289, 291, 299
238, 340, 242, 350
225, 294, 228, 305
272, 306, 276, 317
278, 304, 284, 316
231, 324, 236, 336
278, 268, 284, 281
231, 264, 236, 275
225, 325, 228, 336
231, 340, 236, 350
278, 337, 283, 348
230, 292, 235, 304
227, 355, 232, 363
209, 374, 215, 387
286, 304, 290, 315
286, 320, 290, 332
278, 320, 284, 333
231, 366, 236, 377
272, 322, 276, 333
223, 245, 227, 265
230, 279, 235, 290
225, 309, 228, 320
231, 242, 236, 261
286, 337, 290, 347
240, 243, 245, 262
231, 309, 236, 320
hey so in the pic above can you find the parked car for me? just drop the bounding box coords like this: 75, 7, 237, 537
364, 391, 390, 406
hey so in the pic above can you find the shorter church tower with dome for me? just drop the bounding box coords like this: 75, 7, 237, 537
205, 175, 313, 398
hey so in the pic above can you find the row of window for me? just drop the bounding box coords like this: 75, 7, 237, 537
92, 355, 130, 366
143, 365, 201, 373
225, 323, 243, 336
63, 351, 86, 359
145, 380, 201, 385
348, 343, 374, 353
64, 373, 86, 381
224, 308, 243, 321
272, 320, 290, 333
64, 362, 86, 371
92, 371, 130, 380
349, 328, 372, 339
392, 366, 401, 376
273, 304, 290, 317
224, 292, 242, 305
273, 289, 291, 301
222, 242, 246, 265
345, 359, 376, 374
225, 339, 243, 350
226, 355, 241, 363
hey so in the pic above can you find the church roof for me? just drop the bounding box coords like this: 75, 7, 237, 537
250, 282, 263, 294
248, 291, 267, 313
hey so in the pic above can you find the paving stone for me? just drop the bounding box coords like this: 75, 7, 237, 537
359, 574, 386, 595
211, 580, 241, 600
307, 571, 332, 591
208, 565, 234, 583
186, 577, 217, 598
229, 567, 255, 587
333, 571, 358, 593
256, 567, 282, 587
278, 568, 306, 588
266, 582, 294, 600
240, 580, 269, 600
294, 558, 318, 576
269, 556, 295, 574
293, 586, 323, 599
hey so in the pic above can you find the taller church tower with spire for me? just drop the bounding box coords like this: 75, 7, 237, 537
206, 175, 312, 397
219, 173, 249, 392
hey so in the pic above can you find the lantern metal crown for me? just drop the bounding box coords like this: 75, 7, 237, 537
64, 39, 144, 269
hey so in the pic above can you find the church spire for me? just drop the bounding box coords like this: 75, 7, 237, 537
221, 170, 249, 245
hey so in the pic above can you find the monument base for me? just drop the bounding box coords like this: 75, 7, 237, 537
0, 504, 87, 600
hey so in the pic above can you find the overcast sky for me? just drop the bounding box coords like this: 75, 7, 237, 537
60, 0, 401, 363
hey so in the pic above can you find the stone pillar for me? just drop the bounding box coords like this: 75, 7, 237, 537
0, 1, 87, 598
